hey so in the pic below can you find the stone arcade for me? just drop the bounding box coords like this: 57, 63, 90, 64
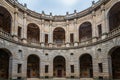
0, 0, 120, 80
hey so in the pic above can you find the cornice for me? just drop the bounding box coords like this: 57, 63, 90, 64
5, 0, 110, 21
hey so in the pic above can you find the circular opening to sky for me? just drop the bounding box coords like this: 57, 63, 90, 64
18, 0, 98, 15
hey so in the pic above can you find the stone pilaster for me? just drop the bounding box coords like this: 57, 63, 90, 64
49, 20, 53, 47
92, 11, 98, 42
74, 19, 79, 46
22, 12, 27, 43
92, 58, 99, 78
101, 5, 108, 39
12, 7, 19, 41
40, 20, 45, 47
11, 59, 18, 79
103, 57, 112, 79
65, 20, 70, 47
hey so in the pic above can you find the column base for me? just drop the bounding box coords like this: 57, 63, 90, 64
74, 42, 79, 47
40, 42, 45, 47
49, 43, 53, 47
66, 42, 70, 47
22, 38, 27, 44
92, 37, 98, 43
102, 33, 108, 39
12, 35, 18, 41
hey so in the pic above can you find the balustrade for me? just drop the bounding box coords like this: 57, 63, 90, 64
0, 26, 120, 48
0, 29, 13, 40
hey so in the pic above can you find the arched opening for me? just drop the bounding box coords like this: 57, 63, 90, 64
79, 22, 92, 42
27, 55, 40, 78
53, 27, 65, 45
108, 47, 120, 79
109, 2, 120, 31
53, 56, 66, 77
0, 6, 12, 33
27, 23, 40, 43
79, 54, 93, 78
0, 49, 12, 79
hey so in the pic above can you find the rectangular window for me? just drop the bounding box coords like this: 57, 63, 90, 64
45, 76, 49, 78
70, 33, 74, 43
45, 65, 49, 73
99, 76, 103, 80
98, 24, 102, 37
17, 77, 21, 79
18, 27, 22, 38
18, 64, 22, 73
71, 76, 75, 78
45, 34, 48, 44
98, 63, 103, 73
71, 65, 74, 73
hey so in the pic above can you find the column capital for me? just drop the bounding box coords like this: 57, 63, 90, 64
101, 5, 105, 12
23, 12, 27, 19
92, 11, 96, 17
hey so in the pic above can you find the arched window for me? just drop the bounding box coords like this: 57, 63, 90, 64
108, 47, 120, 79
0, 49, 12, 79
79, 22, 92, 42
53, 56, 66, 77
79, 54, 93, 78
27, 23, 40, 43
109, 2, 120, 31
0, 6, 12, 33
27, 55, 40, 78
53, 27, 65, 44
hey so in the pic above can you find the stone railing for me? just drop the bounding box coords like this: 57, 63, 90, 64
107, 26, 120, 38
0, 26, 120, 49
0, 29, 13, 40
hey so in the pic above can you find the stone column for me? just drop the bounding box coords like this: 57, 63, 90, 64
101, 5, 108, 39
74, 19, 79, 46
22, 12, 27, 43
12, 7, 18, 41
40, 20, 45, 47
65, 20, 70, 47
49, 20, 53, 47
92, 11, 98, 42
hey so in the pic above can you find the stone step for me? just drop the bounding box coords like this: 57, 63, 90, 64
27, 78, 40, 80
27, 78, 93, 80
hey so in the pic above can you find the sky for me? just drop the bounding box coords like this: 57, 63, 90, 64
18, 0, 99, 15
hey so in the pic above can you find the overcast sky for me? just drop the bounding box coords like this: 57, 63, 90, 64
18, 0, 98, 15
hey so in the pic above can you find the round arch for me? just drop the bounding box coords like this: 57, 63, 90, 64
0, 6, 12, 33
79, 53, 93, 78
27, 23, 40, 43
108, 1, 120, 31
0, 48, 12, 79
27, 54, 40, 78
53, 56, 66, 77
108, 46, 120, 79
79, 22, 92, 42
53, 27, 65, 44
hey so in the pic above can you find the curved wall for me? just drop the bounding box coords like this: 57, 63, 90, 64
0, 0, 120, 80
